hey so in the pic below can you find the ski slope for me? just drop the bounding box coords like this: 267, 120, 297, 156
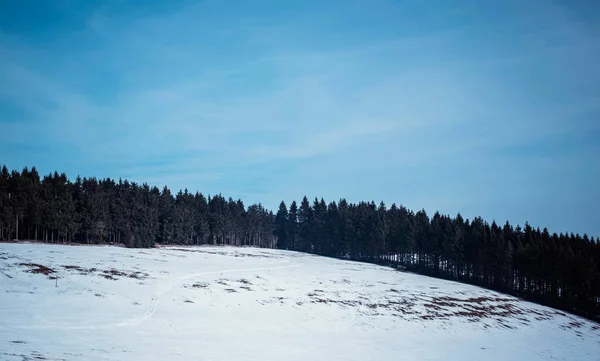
1, 243, 598, 361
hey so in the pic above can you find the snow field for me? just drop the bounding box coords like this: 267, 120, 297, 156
1, 243, 598, 361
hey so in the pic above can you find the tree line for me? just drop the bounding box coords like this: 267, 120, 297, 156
0, 166, 275, 248
1, 165, 598, 321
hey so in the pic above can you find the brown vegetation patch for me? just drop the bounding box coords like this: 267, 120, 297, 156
232, 252, 275, 259
304, 290, 541, 327
430, 299, 459, 308
60, 264, 149, 280
561, 320, 585, 330
168, 248, 205, 253
307, 289, 325, 297
529, 309, 553, 321
307, 291, 421, 315
2, 351, 57, 361
128, 270, 148, 279
101, 268, 129, 280
424, 303, 444, 311
63, 265, 85, 271
19, 263, 56, 277
455, 310, 487, 318
433, 296, 514, 304
569, 320, 584, 328
296, 285, 582, 331
167, 248, 278, 259
259, 296, 288, 305
62, 265, 98, 275
332, 279, 352, 284
496, 319, 516, 329
100, 268, 149, 280
309, 296, 362, 307
422, 296, 527, 321
31, 351, 49, 360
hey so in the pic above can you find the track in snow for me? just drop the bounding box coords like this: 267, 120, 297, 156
128, 263, 300, 327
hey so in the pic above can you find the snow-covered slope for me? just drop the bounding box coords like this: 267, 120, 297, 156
0, 243, 598, 361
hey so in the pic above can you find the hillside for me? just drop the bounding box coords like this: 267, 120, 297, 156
1, 243, 598, 361
2, 166, 599, 320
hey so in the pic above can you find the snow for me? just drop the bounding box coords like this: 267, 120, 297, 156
1, 243, 598, 361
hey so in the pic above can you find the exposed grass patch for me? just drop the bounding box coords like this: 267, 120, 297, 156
60, 265, 149, 280
101, 268, 149, 280
19, 263, 56, 278
188, 282, 209, 289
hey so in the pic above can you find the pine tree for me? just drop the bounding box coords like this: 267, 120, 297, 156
297, 196, 313, 252
288, 201, 298, 250
274, 201, 289, 249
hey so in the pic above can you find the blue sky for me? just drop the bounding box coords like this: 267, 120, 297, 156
1, 0, 599, 236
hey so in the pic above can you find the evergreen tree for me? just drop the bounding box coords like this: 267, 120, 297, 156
274, 201, 289, 249
297, 196, 313, 252
288, 201, 298, 250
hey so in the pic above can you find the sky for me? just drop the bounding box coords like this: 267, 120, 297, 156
0, 0, 599, 237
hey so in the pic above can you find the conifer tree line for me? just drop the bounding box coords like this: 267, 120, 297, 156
1, 165, 598, 321
0, 166, 275, 248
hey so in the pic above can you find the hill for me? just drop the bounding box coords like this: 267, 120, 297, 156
2, 166, 599, 320
0, 243, 598, 360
